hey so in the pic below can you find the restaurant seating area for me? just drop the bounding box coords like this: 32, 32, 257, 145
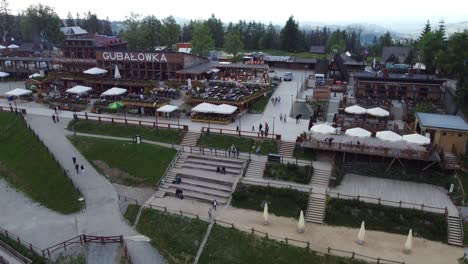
188, 80, 269, 102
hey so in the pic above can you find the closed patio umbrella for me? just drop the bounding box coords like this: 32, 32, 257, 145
357, 221, 365, 245
297, 210, 305, 233
263, 203, 269, 225
404, 229, 413, 253
114, 65, 121, 79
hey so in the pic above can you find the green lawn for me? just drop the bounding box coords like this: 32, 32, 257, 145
199, 224, 367, 264
68, 119, 184, 144
136, 208, 208, 263
293, 147, 317, 161
231, 184, 308, 218
325, 198, 447, 242
458, 173, 468, 203
250, 94, 271, 113
124, 204, 141, 225
464, 222, 468, 245
264, 162, 313, 184
0, 112, 81, 214
69, 136, 176, 186
197, 134, 278, 155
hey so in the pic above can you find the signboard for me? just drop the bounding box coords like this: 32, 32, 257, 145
97, 51, 169, 63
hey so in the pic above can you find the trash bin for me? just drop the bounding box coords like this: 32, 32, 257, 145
267, 154, 281, 163
134, 135, 141, 144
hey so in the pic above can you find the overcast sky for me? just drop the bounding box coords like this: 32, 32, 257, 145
10, 0, 468, 26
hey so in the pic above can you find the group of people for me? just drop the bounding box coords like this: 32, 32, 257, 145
228, 144, 240, 158
271, 96, 281, 106
279, 113, 287, 123
253, 121, 273, 138
72, 156, 85, 175
216, 166, 227, 174
175, 188, 184, 199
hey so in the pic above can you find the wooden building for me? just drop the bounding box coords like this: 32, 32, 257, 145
415, 112, 468, 155
354, 71, 446, 101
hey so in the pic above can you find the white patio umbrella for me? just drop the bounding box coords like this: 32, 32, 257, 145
114, 65, 121, 79
263, 203, 269, 225
310, 123, 337, 134
404, 229, 413, 253
345, 105, 367, 115
83, 67, 108, 75
101, 87, 127, 96
297, 210, 305, 233
376, 131, 403, 142
357, 221, 365, 245
7, 44, 19, 49
187, 78, 192, 90
29, 73, 41, 79
0, 72, 9, 78
0, 45, 6, 49
5, 88, 32, 97
66, 85, 92, 95
402, 134, 430, 145
367, 107, 389, 117
345, 127, 371, 138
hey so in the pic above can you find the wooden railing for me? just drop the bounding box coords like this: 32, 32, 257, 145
75, 113, 187, 130
304, 138, 429, 161
0, 240, 32, 263
0, 226, 42, 258
201, 126, 281, 140
0, 105, 27, 114
42, 234, 126, 258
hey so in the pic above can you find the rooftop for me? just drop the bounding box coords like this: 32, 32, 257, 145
382, 46, 410, 63
60, 26, 88, 36
354, 71, 446, 83
416, 112, 468, 131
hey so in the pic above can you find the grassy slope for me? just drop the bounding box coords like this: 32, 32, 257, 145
199, 224, 367, 264
0, 112, 81, 214
69, 136, 176, 186
136, 209, 208, 264
69, 119, 184, 144
123, 204, 141, 225
231, 184, 308, 218
197, 134, 278, 155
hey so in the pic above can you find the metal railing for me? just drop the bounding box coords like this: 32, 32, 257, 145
76, 113, 186, 130
157, 149, 182, 187
201, 126, 280, 140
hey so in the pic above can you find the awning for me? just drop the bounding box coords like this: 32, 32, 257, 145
157, 105, 178, 113
83, 67, 108, 75
101, 87, 127, 96
345, 105, 367, 115
191, 102, 238, 115
5, 88, 32, 97
345, 127, 371, 138
376, 131, 403, 142
367, 107, 389, 117
310, 123, 337, 134
66, 85, 92, 95
7, 44, 19, 49
402, 133, 430, 145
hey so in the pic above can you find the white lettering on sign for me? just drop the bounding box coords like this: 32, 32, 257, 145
100, 52, 170, 63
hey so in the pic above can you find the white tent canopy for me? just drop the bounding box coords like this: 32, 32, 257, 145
367, 107, 390, 117
345, 105, 367, 115
191, 102, 238, 115
66, 85, 92, 95
0, 72, 9, 78
157, 104, 178, 113
5, 88, 32, 97
345, 127, 372, 138
376, 131, 403, 142
7, 44, 19, 49
310, 123, 337, 134
101, 87, 127, 96
0, 45, 6, 49
114, 65, 121, 79
402, 133, 430, 145
29, 73, 41, 78
83, 67, 108, 75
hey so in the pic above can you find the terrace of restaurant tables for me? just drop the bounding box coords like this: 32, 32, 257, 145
188, 80, 271, 109
191, 102, 238, 124
335, 104, 395, 133
48, 85, 92, 111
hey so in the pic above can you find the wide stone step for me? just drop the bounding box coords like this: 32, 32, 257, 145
173, 168, 235, 186
166, 183, 231, 198
163, 187, 228, 204
179, 163, 241, 175
172, 177, 232, 192
186, 155, 245, 167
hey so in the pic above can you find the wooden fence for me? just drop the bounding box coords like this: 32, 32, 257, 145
75, 113, 187, 130
201, 126, 281, 140
0, 226, 42, 257
0, 105, 27, 114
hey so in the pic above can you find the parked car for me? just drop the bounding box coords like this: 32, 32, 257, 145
283, 72, 293, 81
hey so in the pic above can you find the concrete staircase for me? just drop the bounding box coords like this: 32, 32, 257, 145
157, 153, 246, 204
447, 215, 463, 246
311, 168, 331, 187
278, 141, 296, 158
181, 131, 201, 147
245, 160, 266, 179
306, 189, 326, 224
443, 152, 460, 170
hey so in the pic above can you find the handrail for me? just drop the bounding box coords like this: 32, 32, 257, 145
157, 149, 181, 188
75, 113, 186, 130
201, 126, 280, 140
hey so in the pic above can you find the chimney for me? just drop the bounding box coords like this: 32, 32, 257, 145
383, 68, 389, 78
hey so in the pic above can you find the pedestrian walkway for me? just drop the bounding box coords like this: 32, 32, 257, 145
180, 131, 200, 146
0, 115, 165, 263
278, 141, 296, 157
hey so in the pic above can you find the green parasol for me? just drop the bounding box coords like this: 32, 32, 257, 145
107, 101, 124, 109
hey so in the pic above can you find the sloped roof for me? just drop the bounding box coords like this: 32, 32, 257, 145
60, 26, 88, 35
416, 112, 468, 131
382, 46, 410, 63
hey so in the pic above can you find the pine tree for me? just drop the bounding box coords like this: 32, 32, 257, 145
191, 22, 215, 57
419, 20, 431, 41
65, 12, 75, 27
280, 16, 301, 52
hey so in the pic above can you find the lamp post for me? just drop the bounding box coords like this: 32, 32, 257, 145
153, 102, 159, 135
238, 113, 242, 135
272, 116, 275, 138
177, 109, 180, 131
296, 82, 299, 99
290, 94, 294, 115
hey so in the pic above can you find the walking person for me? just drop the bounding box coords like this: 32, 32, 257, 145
208, 208, 213, 220
80, 164, 84, 175
258, 123, 263, 132
54, 106, 58, 115
213, 199, 217, 211
75, 163, 79, 174
280, 113, 283, 122
252, 125, 255, 131
283, 114, 287, 123
52, 114, 56, 123
236, 145, 240, 158
56, 114, 60, 123
72, 156, 76, 165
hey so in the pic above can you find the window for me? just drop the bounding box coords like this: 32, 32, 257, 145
459, 134, 463, 137
442, 132, 447, 136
